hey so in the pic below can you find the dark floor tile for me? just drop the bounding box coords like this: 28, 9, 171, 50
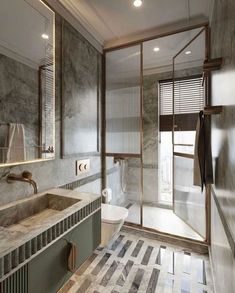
76, 253, 98, 276
128, 268, 145, 293
126, 203, 133, 209
118, 240, 133, 258
146, 268, 160, 293
116, 260, 134, 286
155, 245, 166, 265
100, 260, 119, 287
76, 279, 92, 293
110, 235, 125, 251
131, 240, 144, 257
91, 253, 111, 276
141, 245, 153, 265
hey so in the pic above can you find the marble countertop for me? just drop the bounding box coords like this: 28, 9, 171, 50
0, 188, 101, 259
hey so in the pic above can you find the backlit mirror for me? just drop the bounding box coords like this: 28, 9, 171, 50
0, 0, 55, 166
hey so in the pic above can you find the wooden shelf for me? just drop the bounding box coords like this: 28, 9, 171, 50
203, 58, 223, 73
203, 106, 223, 115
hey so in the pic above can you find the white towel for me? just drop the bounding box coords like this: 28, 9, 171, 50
6, 123, 26, 163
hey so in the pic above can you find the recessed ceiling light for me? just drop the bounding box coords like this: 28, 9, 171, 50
153, 47, 160, 52
41, 33, 49, 40
133, 0, 143, 8
185, 50, 191, 55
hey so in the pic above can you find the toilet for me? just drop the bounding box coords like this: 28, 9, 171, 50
101, 203, 128, 246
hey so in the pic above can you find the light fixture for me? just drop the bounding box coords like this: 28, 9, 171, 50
153, 47, 160, 52
185, 50, 191, 55
133, 0, 143, 8
41, 33, 49, 40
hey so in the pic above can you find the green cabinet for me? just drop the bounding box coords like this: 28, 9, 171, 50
28, 210, 101, 293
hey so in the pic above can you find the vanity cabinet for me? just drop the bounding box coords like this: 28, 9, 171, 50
28, 210, 101, 293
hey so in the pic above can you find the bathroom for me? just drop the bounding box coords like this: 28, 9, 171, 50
0, 0, 234, 292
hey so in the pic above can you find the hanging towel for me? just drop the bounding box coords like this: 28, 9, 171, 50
193, 111, 213, 191
5, 123, 26, 163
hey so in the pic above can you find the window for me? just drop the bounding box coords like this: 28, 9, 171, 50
159, 75, 205, 131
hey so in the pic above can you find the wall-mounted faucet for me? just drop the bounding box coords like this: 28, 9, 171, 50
7, 171, 38, 194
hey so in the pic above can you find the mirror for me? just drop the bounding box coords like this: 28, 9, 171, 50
0, 0, 55, 166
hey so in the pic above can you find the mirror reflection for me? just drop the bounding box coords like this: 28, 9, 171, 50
0, 0, 55, 165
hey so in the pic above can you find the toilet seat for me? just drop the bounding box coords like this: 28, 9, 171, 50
102, 204, 128, 224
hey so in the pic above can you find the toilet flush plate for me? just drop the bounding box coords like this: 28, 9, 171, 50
76, 159, 90, 175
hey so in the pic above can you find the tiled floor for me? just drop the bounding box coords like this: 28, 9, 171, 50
123, 201, 203, 241
59, 230, 213, 293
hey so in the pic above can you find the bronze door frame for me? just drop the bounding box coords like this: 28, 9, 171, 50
102, 23, 211, 244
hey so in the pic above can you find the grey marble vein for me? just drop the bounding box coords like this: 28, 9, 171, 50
141, 245, 153, 265
131, 240, 144, 257
91, 253, 111, 276
110, 235, 125, 251
100, 260, 119, 287
118, 240, 132, 258
128, 268, 145, 293
146, 268, 160, 293
116, 259, 134, 286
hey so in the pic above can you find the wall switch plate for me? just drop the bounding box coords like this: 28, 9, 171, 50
76, 159, 90, 175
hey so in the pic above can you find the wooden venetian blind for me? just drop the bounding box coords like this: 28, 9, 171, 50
159, 76, 205, 131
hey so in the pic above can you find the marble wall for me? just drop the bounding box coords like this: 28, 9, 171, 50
62, 20, 100, 156
210, 0, 235, 292
0, 53, 39, 161
0, 14, 102, 205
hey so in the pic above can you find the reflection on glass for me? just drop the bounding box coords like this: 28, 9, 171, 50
183, 252, 191, 274
181, 279, 191, 293
106, 45, 141, 154
195, 258, 207, 285
0, 0, 55, 165
106, 157, 141, 225
168, 251, 175, 275
163, 276, 174, 293
156, 245, 166, 265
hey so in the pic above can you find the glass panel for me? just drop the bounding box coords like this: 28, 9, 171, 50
174, 155, 206, 238
173, 29, 205, 144
106, 157, 141, 225
159, 131, 173, 204
106, 45, 141, 154
173, 28, 206, 240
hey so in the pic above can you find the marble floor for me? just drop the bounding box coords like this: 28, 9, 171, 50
124, 202, 203, 241
58, 230, 213, 293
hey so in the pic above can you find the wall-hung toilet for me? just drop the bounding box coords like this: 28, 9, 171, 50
101, 203, 128, 246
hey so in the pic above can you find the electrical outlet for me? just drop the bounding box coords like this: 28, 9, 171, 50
76, 159, 90, 175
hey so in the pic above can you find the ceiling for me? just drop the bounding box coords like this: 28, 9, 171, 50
58, 0, 211, 45
106, 28, 205, 89
0, 0, 54, 68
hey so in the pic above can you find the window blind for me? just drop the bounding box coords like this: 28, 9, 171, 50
159, 76, 204, 115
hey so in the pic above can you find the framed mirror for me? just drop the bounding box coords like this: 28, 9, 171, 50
0, 0, 55, 167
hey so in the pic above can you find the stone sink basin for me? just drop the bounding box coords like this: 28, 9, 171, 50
0, 193, 81, 228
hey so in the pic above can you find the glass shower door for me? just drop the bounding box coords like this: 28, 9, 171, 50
172, 28, 206, 240
105, 45, 142, 225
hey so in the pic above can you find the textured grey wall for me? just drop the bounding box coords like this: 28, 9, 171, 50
210, 0, 235, 291
0, 14, 101, 206
62, 20, 100, 156
0, 53, 39, 161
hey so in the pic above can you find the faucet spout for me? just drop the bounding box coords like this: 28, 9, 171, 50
7, 171, 38, 194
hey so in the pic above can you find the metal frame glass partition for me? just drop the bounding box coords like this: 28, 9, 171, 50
102, 24, 210, 243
